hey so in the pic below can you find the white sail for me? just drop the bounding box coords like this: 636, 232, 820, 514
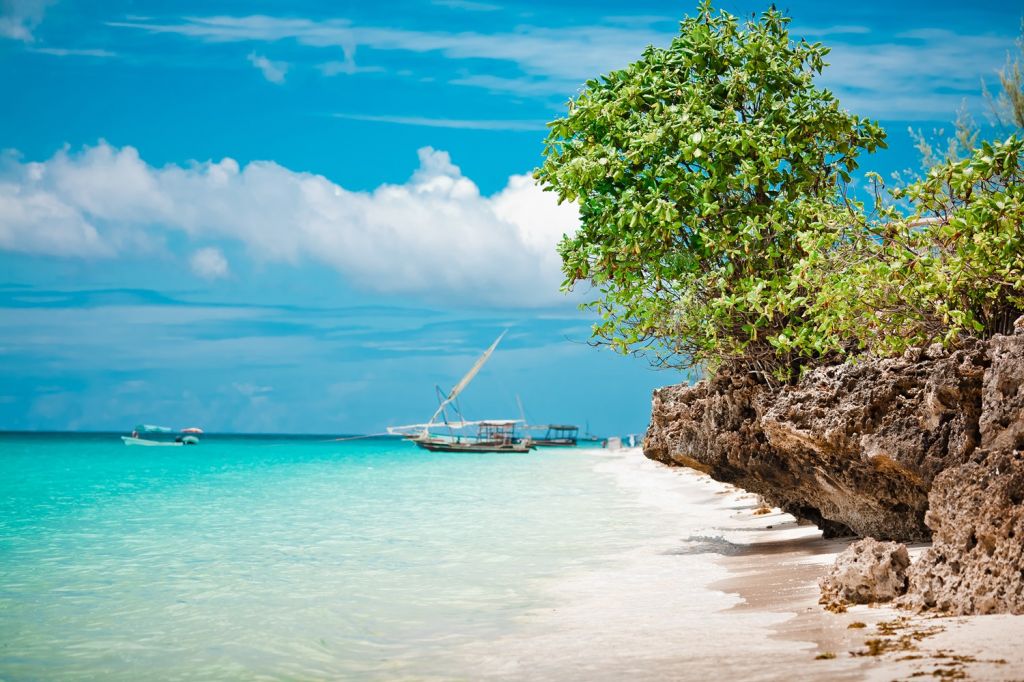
387, 420, 479, 435
424, 330, 507, 428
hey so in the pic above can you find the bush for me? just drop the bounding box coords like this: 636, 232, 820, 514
535, 2, 885, 382
821, 137, 1024, 354
537, 2, 1023, 381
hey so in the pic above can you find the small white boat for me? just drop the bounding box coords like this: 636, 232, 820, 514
121, 424, 201, 446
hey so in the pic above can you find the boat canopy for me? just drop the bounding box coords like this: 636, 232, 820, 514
181, 427, 204, 434
134, 424, 173, 433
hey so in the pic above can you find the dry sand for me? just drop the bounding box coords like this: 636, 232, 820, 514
457, 448, 1024, 681
667, 454, 1024, 682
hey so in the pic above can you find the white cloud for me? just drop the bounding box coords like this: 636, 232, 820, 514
28, 46, 117, 57
449, 73, 576, 96
317, 38, 382, 76
110, 14, 1020, 120
233, 382, 272, 406
790, 24, 870, 37
247, 51, 287, 83
0, 0, 54, 42
431, 0, 500, 11
110, 15, 666, 86
820, 30, 1012, 119
0, 142, 580, 306
190, 247, 229, 279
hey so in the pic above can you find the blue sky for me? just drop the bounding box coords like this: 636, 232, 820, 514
1, 0, 1021, 434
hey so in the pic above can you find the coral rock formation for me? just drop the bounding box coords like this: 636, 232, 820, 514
645, 344, 987, 540
901, 449, 1024, 614
819, 538, 911, 609
647, 322, 1024, 613
901, 331, 1024, 615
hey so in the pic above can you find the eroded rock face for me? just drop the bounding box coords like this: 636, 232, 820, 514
646, 325, 1024, 613
760, 343, 987, 541
819, 538, 911, 609
901, 332, 1024, 615
980, 334, 1024, 453
644, 344, 987, 540
645, 372, 853, 537
902, 448, 1024, 615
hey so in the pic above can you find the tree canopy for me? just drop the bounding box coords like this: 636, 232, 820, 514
536, 2, 1023, 383
536, 2, 885, 380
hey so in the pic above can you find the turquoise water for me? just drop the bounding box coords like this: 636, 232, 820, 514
0, 434, 664, 680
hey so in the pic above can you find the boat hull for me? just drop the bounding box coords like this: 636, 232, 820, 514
411, 437, 533, 453
121, 436, 183, 447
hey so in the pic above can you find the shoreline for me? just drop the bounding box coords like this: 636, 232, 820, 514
460, 448, 1024, 681
657, 452, 1024, 681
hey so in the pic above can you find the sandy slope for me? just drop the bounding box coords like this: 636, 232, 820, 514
456, 448, 1024, 681
666, 453, 1024, 682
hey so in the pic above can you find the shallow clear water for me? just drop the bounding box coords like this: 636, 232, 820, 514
0, 434, 670, 680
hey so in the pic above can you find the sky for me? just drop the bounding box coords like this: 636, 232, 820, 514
1, 0, 1021, 435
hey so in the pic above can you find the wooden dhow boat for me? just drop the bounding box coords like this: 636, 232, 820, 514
387, 332, 534, 453
529, 424, 579, 447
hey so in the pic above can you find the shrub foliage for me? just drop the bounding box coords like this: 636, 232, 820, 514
536, 3, 885, 380
536, 2, 1024, 382
834, 138, 1024, 353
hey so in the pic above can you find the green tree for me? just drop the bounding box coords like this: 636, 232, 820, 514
535, 2, 885, 381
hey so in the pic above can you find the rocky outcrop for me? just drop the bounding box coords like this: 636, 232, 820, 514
900, 332, 1024, 615
645, 343, 988, 540
979, 333, 1024, 452
651, 322, 1024, 614
819, 538, 910, 609
901, 449, 1024, 614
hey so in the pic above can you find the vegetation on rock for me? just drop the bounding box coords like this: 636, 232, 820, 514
537, 3, 1024, 382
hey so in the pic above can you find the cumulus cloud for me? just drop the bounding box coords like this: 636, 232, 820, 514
247, 51, 287, 83
190, 247, 230, 279
0, 142, 579, 305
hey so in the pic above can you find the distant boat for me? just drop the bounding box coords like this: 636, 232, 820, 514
513, 396, 579, 447
122, 424, 201, 446
412, 420, 533, 453
387, 332, 534, 453
530, 424, 579, 447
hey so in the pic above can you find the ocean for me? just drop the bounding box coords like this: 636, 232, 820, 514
0, 433, 833, 681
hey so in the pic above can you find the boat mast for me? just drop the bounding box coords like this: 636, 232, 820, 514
422, 330, 507, 435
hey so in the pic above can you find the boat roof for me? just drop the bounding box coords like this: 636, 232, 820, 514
134, 424, 172, 433
544, 424, 578, 430
478, 419, 523, 426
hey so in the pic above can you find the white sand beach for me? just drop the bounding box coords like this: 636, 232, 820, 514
456, 448, 1024, 681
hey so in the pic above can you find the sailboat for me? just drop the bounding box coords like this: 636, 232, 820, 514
387, 331, 534, 453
